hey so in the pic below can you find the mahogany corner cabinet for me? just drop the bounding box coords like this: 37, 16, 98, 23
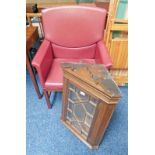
61, 63, 121, 149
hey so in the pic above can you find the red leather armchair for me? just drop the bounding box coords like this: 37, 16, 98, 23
32, 6, 112, 109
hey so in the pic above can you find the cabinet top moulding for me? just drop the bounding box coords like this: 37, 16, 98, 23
61, 63, 121, 103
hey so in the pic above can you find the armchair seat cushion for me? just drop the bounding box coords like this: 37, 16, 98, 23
45, 58, 96, 91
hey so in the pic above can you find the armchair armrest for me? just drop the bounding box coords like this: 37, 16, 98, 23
95, 41, 112, 69
32, 39, 53, 88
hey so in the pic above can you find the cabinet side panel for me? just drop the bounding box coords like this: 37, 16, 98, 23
97, 103, 116, 145
87, 102, 116, 146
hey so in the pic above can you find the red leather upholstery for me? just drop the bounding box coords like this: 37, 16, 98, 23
95, 41, 112, 69
42, 6, 107, 47
32, 6, 112, 93
45, 58, 95, 91
32, 40, 53, 88
52, 43, 96, 59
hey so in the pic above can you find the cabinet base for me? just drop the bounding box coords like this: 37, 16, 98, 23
60, 118, 99, 149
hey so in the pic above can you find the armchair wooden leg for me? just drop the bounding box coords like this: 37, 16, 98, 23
43, 90, 51, 109
26, 53, 42, 99
43, 90, 57, 109
52, 92, 57, 107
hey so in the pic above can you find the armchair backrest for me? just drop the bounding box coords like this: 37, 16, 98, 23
42, 6, 107, 48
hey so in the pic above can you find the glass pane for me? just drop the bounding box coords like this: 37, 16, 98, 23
72, 121, 81, 133
69, 87, 89, 103
66, 83, 98, 138
90, 97, 98, 105
85, 114, 93, 127
67, 111, 72, 121
76, 88, 89, 102
81, 124, 89, 136
74, 104, 86, 122
68, 101, 74, 111
69, 90, 77, 101
68, 83, 75, 91
67, 111, 76, 122
84, 102, 96, 115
